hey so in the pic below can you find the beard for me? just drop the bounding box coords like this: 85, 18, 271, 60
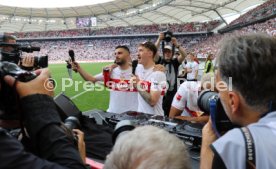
115, 58, 126, 66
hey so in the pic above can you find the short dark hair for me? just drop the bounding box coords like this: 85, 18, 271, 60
218, 33, 276, 112
139, 41, 157, 57
115, 45, 130, 53
3, 34, 17, 42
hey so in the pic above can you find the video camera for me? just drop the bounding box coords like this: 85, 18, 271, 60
0, 36, 48, 69
0, 34, 47, 120
0, 59, 37, 120
197, 90, 237, 137
0, 61, 36, 120
163, 30, 173, 42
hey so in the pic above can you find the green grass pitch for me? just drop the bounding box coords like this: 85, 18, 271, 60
49, 62, 111, 112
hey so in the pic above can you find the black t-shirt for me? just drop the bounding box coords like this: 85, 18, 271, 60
156, 57, 180, 93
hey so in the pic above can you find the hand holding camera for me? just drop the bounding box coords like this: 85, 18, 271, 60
197, 90, 236, 137
158, 32, 165, 41
73, 129, 86, 163
163, 30, 173, 42
20, 55, 35, 69
171, 37, 179, 47
4, 68, 54, 98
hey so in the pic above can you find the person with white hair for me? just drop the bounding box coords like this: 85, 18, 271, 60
201, 33, 276, 169
104, 125, 191, 169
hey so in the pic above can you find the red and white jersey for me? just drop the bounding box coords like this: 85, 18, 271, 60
95, 67, 138, 114
171, 81, 203, 117
135, 64, 166, 116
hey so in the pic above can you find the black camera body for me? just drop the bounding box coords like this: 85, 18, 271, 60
163, 30, 173, 42
197, 90, 236, 137
18, 45, 48, 69
64, 116, 80, 130
64, 116, 81, 147
32, 55, 48, 69
0, 38, 43, 119
0, 61, 37, 119
0, 41, 48, 69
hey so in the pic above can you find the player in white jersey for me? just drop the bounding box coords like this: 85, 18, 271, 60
72, 45, 138, 114
169, 73, 214, 122
131, 41, 166, 116
185, 53, 199, 81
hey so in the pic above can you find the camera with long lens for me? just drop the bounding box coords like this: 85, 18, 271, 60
0, 35, 42, 119
112, 120, 136, 144
64, 116, 81, 146
197, 90, 236, 137
18, 45, 48, 69
64, 116, 81, 130
163, 30, 173, 42
1, 40, 48, 69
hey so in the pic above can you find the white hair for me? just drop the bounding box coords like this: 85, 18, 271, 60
104, 125, 190, 169
200, 72, 215, 90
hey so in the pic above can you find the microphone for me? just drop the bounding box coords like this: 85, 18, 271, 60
68, 50, 75, 62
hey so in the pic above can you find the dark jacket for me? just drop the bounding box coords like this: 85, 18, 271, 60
0, 94, 87, 169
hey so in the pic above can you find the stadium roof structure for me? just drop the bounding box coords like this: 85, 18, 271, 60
0, 0, 267, 32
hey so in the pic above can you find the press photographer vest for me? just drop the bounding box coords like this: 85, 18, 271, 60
156, 57, 179, 92
204, 60, 214, 74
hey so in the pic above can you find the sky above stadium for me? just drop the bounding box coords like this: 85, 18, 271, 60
0, 0, 114, 8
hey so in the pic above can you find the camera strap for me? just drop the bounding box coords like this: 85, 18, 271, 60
240, 127, 256, 169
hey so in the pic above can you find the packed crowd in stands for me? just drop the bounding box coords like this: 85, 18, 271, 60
12, 0, 275, 63
14, 29, 90, 38
12, 20, 221, 38
23, 17, 274, 63
32, 36, 206, 62
229, 0, 275, 26
191, 17, 276, 57
90, 21, 221, 35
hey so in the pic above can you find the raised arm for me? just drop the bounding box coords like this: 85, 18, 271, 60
154, 32, 165, 62
171, 37, 186, 63
72, 62, 98, 83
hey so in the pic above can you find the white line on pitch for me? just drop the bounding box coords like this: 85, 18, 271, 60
70, 90, 88, 100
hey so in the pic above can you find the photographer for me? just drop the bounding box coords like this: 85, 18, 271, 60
200, 34, 276, 169
155, 32, 187, 116
104, 125, 190, 169
1, 34, 36, 70
2, 34, 16, 53
0, 68, 87, 168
